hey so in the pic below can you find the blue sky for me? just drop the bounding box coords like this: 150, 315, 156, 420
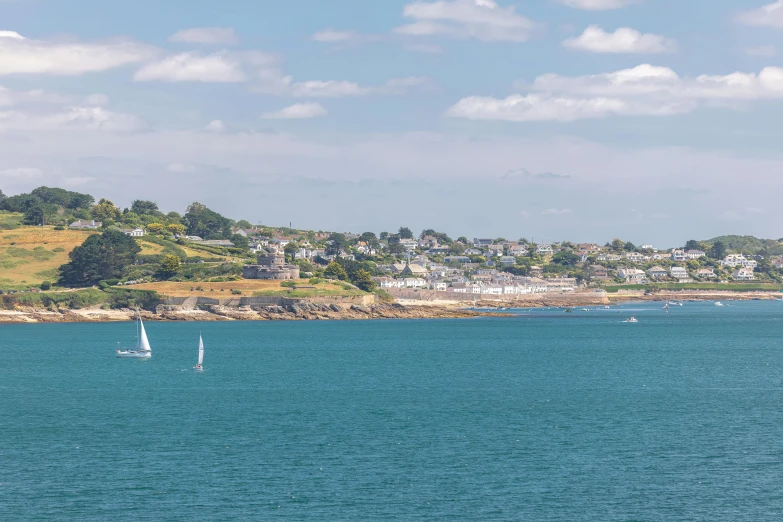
2, 0, 783, 246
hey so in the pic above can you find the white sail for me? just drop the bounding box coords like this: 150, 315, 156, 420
138, 317, 152, 352
197, 335, 204, 366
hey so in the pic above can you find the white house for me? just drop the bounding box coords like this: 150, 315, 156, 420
433, 281, 448, 292
722, 254, 747, 267
696, 268, 717, 279
671, 249, 686, 262
536, 244, 554, 255
618, 268, 647, 284
120, 228, 145, 237
670, 267, 689, 281
473, 238, 493, 247
732, 268, 755, 281
648, 266, 668, 280
624, 252, 647, 263
499, 256, 516, 266
69, 220, 102, 230
685, 250, 706, 260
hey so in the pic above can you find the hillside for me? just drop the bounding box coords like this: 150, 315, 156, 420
703, 235, 783, 256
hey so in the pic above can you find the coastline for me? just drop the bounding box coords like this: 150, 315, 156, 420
0, 303, 510, 324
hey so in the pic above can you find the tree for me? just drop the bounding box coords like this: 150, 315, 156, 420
552, 251, 581, 266
708, 241, 727, 260
283, 241, 298, 260
0, 189, 6, 206
58, 230, 141, 287
685, 239, 700, 251
22, 202, 58, 226
167, 223, 186, 236
231, 233, 250, 250
610, 239, 625, 252
457, 236, 468, 244
40, 281, 51, 291
147, 223, 165, 234
325, 233, 348, 256
236, 220, 253, 229
91, 199, 121, 223
353, 269, 376, 292
157, 254, 182, 279
130, 200, 159, 216
623, 241, 636, 252
183, 202, 231, 239
31, 186, 93, 209
324, 261, 349, 281
379, 232, 389, 240
398, 227, 413, 239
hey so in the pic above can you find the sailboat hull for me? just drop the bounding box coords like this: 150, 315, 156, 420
116, 350, 151, 358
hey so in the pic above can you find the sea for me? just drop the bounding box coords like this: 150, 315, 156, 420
1, 300, 783, 521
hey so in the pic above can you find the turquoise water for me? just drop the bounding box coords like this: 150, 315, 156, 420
2, 301, 783, 520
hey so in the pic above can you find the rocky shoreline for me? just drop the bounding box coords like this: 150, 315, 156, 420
0, 303, 509, 324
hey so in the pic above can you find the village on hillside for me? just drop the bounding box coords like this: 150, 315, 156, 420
1, 186, 782, 300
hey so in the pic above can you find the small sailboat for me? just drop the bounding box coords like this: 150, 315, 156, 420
714, 301, 724, 307
116, 309, 152, 358
194, 334, 204, 371
623, 317, 639, 323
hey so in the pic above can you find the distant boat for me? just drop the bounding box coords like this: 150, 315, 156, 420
194, 334, 204, 371
623, 317, 639, 323
715, 301, 724, 307
116, 309, 152, 359
670, 301, 683, 306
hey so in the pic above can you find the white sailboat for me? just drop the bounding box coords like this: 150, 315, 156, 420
116, 309, 152, 358
194, 334, 204, 371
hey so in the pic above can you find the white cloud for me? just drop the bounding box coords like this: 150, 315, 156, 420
204, 119, 226, 132
394, 0, 536, 42
737, 1, 783, 28
261, 103, 327, 119
134, 52, 249, 82
530, 64, 783, 100
0, 31, 156, 76
166, 163, 199, 173
260, 74, 430, 98
169, 27, 238, 45
0, 85, 71, 107
557, 0, 640, 10
542, 208, 572, 215
311, 30, 359, 42
84, 94, 110, 106
449, 63, 783, 122
0, 106, 144, 132
564, 26, 676, 54
446, 93, 688, 121
745, 45, 777, 57
0, 167, 42, 178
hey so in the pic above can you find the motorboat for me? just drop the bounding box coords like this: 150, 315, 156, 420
623, 317, 639, 323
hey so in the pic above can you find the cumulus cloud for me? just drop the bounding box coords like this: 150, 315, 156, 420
259, 75, 431, 98
169, 27, 238, 45
133, 51, 276, 83
448, 63, 783, 122
737, 1, 783, 28
447, 93, 689, 121
0, 85, 71, 107
0, 106, 144, 132
563, 26, 676, 54
204, 120, 226, 132
311, 30, 359, 42
0, 31, 156, 76
394, 0, 536, 42
261, 103, 327, 119
557, 0, 641, 9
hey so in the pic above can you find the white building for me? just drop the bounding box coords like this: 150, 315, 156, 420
536, 244, 554, 255
732, 268, 755, 281
670, 267, 689, 281
685, 250, 706, 260
120, 228, 145, 237
671, 249, 686, 262
618, 268, 647, 284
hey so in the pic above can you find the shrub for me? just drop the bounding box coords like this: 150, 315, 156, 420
53, 226, 65, 231
280, 281, 296, 288
39, 281, 51, 291
230, 289, 242, 295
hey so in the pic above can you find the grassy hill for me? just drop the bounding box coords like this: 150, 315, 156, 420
0, 225, 99, 290
130, 279, 365, 298
704, 235, 783, 256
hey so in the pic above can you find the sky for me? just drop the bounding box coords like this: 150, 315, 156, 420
2, 0, 783, 246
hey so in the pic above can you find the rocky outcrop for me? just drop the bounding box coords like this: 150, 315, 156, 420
0, 304, 508, 323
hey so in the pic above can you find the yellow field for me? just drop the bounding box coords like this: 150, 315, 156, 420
130, 279, 361, 298
0, 227, 97, 288
137, 240, 165, 255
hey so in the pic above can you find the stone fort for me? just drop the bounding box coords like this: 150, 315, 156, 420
243, 251, 300, 280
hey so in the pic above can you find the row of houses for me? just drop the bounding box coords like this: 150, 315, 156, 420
615, 266, 754, 283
